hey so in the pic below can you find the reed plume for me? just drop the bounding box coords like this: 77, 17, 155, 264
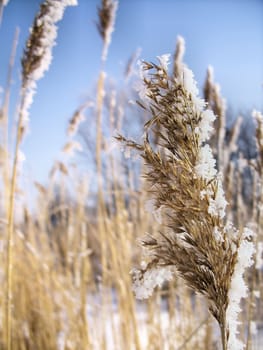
204, 65, 226, 171
117, 51, 255, 350
67, 103, 93, 137
173, 35, 185, 78
5, 1, 77, 349
97, 0, 118, 62
21, 0, 78, 135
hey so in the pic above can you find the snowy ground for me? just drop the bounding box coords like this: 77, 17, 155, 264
80, 291, 263, 350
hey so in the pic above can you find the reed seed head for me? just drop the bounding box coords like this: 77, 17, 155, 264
96, 0, 118, 61
118, 50, 255, 350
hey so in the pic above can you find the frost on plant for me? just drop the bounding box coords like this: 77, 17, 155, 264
20, 0, 77, 132
22, 0, 78, 83
226, 228, 255, 350
117, 38, 255, 350
194, 144, 217, 180
96, 0, 118, 61
131, 263, 174, 300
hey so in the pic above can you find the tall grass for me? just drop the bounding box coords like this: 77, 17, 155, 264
0, 1, 262, 350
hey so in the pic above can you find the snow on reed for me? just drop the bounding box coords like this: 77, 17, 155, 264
96, 0, 118, 62
117, 39, 255, 349
21, 0, 78, 131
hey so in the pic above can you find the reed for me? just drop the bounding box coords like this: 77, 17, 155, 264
0, 1, 262, 349
117, 54, 255, 350
4, 1, 77, 348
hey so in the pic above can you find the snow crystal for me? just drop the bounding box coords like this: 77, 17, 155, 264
250, 321, 258, 336
20, 81, 36, 135
224, 222, 239, 241
181, 65, 198, 98
213, 226, 224, 243
200, 188, 212, 200
195, 144, 216, 181
157, 54, 171, 72
226, 228, 255, 350
196, 109, 216, 143
132, 265, 174, 300
195, 143, 227, 219
208, 181, 227, 219
135, 60, 151, 102
243, 227, 255, 239
252, 109, 263, 122
179, 65, 206, 111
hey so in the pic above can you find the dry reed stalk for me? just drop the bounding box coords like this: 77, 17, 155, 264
204, 66, 226, 172
95, 0, 118, 178
94, 4, 119, 347
224, 161, 235, 221
245, 267, 257, 350
12, 227, 59, 350
103, 158, 142, 349
66, 103, 91, 137
167, 279, 176, 323
6, 90, 29, 350
0, 29, 19, 217
5, 1, 77, 348
247, 110, 263, 344
145, 291, 162, 349
226, 116, 243, 163
12, 182, 97, 350
124, 48, 142, 81
96, 71, 106, 183
216, 115, 242, 220
74, 180, 91, 348
117, 53, 255, 350
236, 156, 248, 230
0, 35, 19, 337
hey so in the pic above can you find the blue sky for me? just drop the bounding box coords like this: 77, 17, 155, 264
0, 0, 262, 184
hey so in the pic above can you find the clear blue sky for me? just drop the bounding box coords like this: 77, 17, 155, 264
0, 0, 262, 184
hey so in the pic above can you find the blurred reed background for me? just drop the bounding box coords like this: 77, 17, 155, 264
0, 0, 262, 349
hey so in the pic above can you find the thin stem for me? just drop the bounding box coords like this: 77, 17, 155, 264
2, 28, 19, 216
177, 317, 209, 350
6, 88, 27, 350
96, 58, 107, 350
220, 316, 228, 350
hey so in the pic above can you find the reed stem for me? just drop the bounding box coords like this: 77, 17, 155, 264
6, 88, 27, 350
220, 316, 228, 350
